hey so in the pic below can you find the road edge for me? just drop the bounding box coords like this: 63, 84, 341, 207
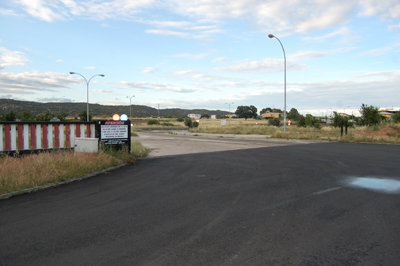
0, 163, 128, 200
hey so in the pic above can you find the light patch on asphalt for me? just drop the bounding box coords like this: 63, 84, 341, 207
344, 177, 400, 194
261, 186, 342, 211
312, 187, 342, 195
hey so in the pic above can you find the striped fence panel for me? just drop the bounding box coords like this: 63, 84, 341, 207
0, 122, 96, 154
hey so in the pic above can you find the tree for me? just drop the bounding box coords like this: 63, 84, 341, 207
305, 114, 321, 129
0, 111, 17, 122
359, 104, 381, 126
36, 112, 54, 121
260, 107, 273, 115
56, 113, 68, 121
79, 111, 92, 122
333, 112, 352, 136
297, 115, 306, 127
184, 117, 193, 127
201, 114, 210, 119
287, 108, 301, 121
235, 105, 258, 119
269, 118, 281, 127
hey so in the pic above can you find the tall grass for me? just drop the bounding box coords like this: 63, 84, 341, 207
190, 119, 400, 144
0, 140, 149, 195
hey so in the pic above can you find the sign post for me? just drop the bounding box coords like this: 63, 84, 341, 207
98, 120, 131, 152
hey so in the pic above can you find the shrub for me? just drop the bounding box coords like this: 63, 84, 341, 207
192, 121, 199, 128
269, 118, 281, 127
184, 118, 193, 127
392, 112, 400, 123
176, 117, 184, 122
147, 119, 160, 125
297, 115, 306, 127
161, 122, 174, 127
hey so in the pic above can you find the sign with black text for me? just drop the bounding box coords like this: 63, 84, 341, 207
98, 120, 131, 152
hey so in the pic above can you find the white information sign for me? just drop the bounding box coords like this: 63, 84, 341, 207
221, 120, 227, 126
101, 125, 128, 139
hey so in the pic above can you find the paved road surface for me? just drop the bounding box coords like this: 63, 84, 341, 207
134, 131, 312, 157
1, 138, 400, 265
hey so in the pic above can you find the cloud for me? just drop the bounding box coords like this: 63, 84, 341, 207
0, 46, 28, 68
118, 81, 195, 93
302, 27, 353, 42
215, 58, 307, 73
173, 69, 194, 75
358, 0, 400, 19
84, 66, 96, 70
0, 70, 75, 94
142, 67, 157, 73
145, 29, 193, 38
172, 53, 210, 59
36, 97, 75, 102
55, 59, 64, 63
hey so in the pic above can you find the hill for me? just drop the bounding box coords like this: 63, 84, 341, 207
0, 99, 230, 118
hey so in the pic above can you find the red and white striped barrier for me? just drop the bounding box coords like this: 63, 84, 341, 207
0, 122, 95, 153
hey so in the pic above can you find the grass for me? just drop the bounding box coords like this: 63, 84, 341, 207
0, 140, 148, 195
189, 119, 400, 144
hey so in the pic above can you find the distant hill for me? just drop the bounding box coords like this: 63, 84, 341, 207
0, 99, 230, 118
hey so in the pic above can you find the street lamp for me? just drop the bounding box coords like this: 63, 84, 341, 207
268, 33, 287, 132
129, 95, 135, 118
225, 102, 234, 113
69, 72, 105, 122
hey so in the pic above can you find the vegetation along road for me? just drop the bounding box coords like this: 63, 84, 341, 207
1, 134, 400, 265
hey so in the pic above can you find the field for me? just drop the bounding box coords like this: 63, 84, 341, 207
190, 118, 400, 144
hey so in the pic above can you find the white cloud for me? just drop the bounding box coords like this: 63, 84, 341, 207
215, 58, 307, 73
358, 0, 400, 19
173, 69, 194, 75
142, 66, 157, 73
145, 29, 193, 38
84, 66, 96, 70
56, 59, 64, 63
0, 70, 75, 94
118, 81, 195, 93
12, 0, 400, 37
302, 27, 353, 42
0, 46, 28, 68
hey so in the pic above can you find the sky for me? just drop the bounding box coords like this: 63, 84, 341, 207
0, 0, 399, 116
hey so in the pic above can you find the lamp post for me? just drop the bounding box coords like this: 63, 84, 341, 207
225, 102, 234, 113
268, 34, 287, 132
69, 72, 105, 122
129, 95, 135, 118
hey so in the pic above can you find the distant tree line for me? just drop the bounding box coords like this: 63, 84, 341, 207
233, 104, 400, 128
0, 110, 92, 122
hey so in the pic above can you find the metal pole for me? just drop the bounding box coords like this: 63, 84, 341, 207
268, 34, 287, 132
69, 72, 104, 122
130, 96, 135, 118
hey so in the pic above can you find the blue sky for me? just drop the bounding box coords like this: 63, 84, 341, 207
0, 0, 399, 115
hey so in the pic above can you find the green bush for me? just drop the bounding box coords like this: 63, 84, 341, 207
184, 118, 193, 127
176, 117, 184, 122
269, 118, 281, 127
192, 121, 199, 128
147, 119, 160, 125
161, 122, 174, 127
392, 112, 400, 123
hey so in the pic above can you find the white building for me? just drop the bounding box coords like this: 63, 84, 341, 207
187, 114, 201, 119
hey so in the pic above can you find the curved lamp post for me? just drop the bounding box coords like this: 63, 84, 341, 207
130, 95, 135, 118
69, 72, 105, 121
268, 34, 287, 132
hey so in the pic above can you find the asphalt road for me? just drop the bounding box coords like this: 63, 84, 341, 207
1, 141, 400, 265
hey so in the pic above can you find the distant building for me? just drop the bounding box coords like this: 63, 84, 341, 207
262, 112, 281, 119
379, 108, 400, 119
187, 113, 201, 119
226, 114, 236, 118
211, 115, 217, 119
